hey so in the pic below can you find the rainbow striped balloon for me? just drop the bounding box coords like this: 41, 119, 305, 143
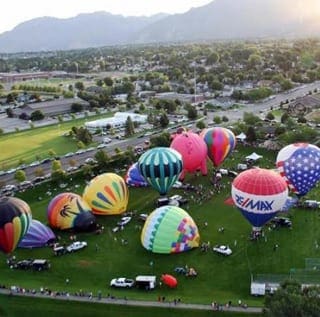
83, 173, 129, 215
0, 197, 32, 254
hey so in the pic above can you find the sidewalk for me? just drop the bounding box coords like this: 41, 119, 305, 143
0, 288, 263, 314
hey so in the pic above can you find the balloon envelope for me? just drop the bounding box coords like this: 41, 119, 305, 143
276, 143, 320, 196
202, 127, 236, 167
161, 274, 178, 288
48, 192, 96, 231
83, 173, 129, 215
0, 197, 32, 254
138, 147, 183, 195
18, 219, 55, 248
141, 205, 200, 254
170, 131, 207, 177
125, 163, 148, 187
231, 168, 288, 228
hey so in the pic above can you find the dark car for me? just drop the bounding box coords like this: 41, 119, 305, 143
32, 259, 50, 271
15, 259, 33, 270
270, 217, 292, 228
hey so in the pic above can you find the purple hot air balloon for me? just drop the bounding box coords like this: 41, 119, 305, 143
125, 163, 148, 187
18, 219, 56, 248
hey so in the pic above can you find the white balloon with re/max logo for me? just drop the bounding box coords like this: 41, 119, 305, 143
231, 168, 288, 229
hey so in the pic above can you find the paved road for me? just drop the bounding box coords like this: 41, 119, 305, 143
0, 288, 263, 314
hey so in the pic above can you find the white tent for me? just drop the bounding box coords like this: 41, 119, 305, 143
236, 132, 247, 142
245, 152, 263, 161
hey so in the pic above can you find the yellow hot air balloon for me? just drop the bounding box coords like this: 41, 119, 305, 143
83, 173, 129, 215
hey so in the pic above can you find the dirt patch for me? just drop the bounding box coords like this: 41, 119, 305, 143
77, 260, 97, 267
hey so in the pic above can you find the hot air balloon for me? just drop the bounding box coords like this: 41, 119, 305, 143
18, 219, 55, 248
170, 131, 207, 179
161, 274, 178, 288
125, 163, 148, 187
141, 205, 200, 254
202, 127, 236, 167
276, 143, 320, 197
138, 147, 183, 196
0, 197, 32, 254
231, 168, 288, 231
83, 173, 129, 215
47, 193, 96, 231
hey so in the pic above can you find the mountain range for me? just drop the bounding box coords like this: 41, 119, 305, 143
1, 0, 320, 53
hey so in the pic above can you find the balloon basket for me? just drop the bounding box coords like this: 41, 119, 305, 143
249, 228, 262, 241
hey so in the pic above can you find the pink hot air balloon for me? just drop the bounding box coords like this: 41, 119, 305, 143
202, 127, 236, 167
170, 131, 207, 180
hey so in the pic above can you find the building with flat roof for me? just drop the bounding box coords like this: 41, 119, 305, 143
85, 112, 147, 132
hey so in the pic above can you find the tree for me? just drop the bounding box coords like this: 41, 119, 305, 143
243, 112, 261, 126
124, 116, 135, 137
281, 112, 289, 124
187, 106, 197, 120
71, 103, 83, 113
14, 170, 26, 183
75, 81, 84, 91
196, 120, 206, 130
6, 108, 14, 118
48, 149, 56, 158
213, 116, 222, 124
159, 112, 169, 128
30, 110, 45, 121
76, 127, 92, 145
222, 115, 229, 122
34, 167, 44, 177
150, 132, 171, 147
51, 159, 62, 172
103, 77, 113, 87
95, 150, 110, 169
266, 112, 275, 121
264, 280, 320, 317
297, 116, 307, 124
246, 126, 257, 143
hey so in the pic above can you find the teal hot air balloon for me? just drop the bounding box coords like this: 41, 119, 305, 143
141, 205, 200, 254
138, 147, 183, 195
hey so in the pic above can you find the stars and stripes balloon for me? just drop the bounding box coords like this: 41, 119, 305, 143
276, 143, 320, 197
138, 147, 183, 196
231, 168, 288, 230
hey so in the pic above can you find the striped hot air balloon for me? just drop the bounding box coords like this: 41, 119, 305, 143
138, 147, 183, 195
47, 192, 96, 231
0, 197, 32, 254
202, 127, 236, 167
83, 173, 129, 215
141, 205, 200, 254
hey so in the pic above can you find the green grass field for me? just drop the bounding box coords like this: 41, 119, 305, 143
0, 113, 112, 169
0, 295, 258, 317
1, 144, 319, 310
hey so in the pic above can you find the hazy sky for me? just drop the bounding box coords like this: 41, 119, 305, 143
0, 0, 213, 34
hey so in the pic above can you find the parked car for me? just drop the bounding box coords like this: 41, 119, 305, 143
110, 277, 135, 288
53, 245, 67, 256
213, 245, 232, 256
270, 217, 292, 228
64, 152, 74, 157
66, 241, 87, 253
117, 216, 132, 227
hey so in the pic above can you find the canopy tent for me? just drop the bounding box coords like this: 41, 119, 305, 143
246, 152, 263, 161
236, 132, 247, 142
